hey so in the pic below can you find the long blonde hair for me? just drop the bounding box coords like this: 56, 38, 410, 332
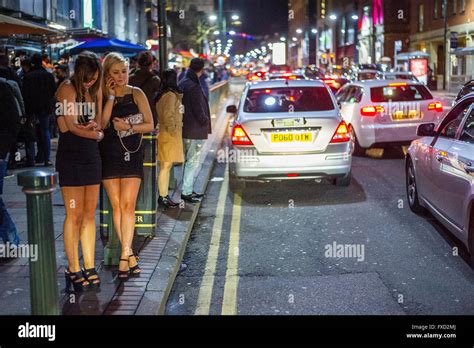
102, 52, 129, 99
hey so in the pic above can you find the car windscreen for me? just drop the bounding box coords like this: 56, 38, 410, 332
243, 87, 334, 113
358, 73, 378, 80
371, 84, 433, 102
385, 74, 417, 81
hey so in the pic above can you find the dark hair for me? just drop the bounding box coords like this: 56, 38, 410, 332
70, 51, 102, 107
0, 54, 9, 66
137, 51, 153, 68
156, 69, 181, 103
21, 58, 31, 67
31, 54, 43, 68
189, 58, 205, 73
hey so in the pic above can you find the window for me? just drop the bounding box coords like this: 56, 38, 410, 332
371, 85, 433, 103
418, 4, 424, 32
460, 0, 466, 13
440, 104, 471, 139
460, 108, 474, 143
453, 0, 457, 14
244, 87, 335, 113
434, 0, 438, 19
336, 85, 351, 103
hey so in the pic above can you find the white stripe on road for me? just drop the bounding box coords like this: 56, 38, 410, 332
195, 163, 229, 315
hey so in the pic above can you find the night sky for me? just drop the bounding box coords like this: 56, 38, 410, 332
220, 0, 288, 53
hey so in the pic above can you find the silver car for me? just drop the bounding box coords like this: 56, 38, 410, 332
337, 80, 445, 156
380, 72, 419, 82
226, 79, 353, 189
406, 93, 474, 265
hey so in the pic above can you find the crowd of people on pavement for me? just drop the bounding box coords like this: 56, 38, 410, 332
0, 49, 220, 290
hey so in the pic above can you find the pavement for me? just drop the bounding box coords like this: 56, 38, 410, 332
0, 80, 242, 315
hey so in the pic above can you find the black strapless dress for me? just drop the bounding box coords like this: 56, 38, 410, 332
100, 93, 144, 180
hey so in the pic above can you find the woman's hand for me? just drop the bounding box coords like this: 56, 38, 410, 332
77, 120, 99, 131
106, 77, 116, 97
112, 118, 131, 132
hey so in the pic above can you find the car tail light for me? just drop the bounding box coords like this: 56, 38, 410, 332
231, 124, 253, 146
323, 79, 336, 84
287, 173, 299, 177
428, 101, 443, 112
389, 82, 408, 87
360, 105, 385, 117
330, 121, 351, 143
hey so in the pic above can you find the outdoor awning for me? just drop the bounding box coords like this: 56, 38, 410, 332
396, 51, 430, 60
453, 47, 474, 56
0, 13, 60, 36
69, 38, 147, 55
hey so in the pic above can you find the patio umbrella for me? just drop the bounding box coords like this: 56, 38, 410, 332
69, 38, 147, 55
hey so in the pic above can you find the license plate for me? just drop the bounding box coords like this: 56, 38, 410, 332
271, 132, 312, 143
391, 110, 420, 120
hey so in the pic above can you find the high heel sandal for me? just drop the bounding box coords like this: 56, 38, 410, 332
82, 268, 101, 288
128, 254, 141, 275
65, 268, 91, 292
118, 259, 130, 281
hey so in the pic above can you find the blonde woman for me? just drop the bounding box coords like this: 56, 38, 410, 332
100, 52, 154, 281
55, 51, 104, 291
156, 69, 184, 208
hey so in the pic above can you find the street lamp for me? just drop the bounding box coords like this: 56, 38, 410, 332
329, 14, 337, 21
229, 30, 236, 35
231, 14, 240, 21
296, 28, 303, 34
280, 37, 286, 42
351, 14, 359, 20
311, 28, 318, 34
209, 15, 218, 22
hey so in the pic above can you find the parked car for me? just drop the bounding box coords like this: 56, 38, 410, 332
406, 92, 474, 265
336, 80, 445, 156
226, 79, 353, 189
380, 72, 419, 82
455, 80, 474, 103
356, 69, 380, 81
266, 72, 307, 81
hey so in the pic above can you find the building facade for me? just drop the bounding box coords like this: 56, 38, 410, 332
409, 0, 474, 91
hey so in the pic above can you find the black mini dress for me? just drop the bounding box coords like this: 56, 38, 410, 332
99, 92, 144, 180
55, 107, 102, 187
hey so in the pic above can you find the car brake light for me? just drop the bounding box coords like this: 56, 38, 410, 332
231, 124, 253, 146
360, 105, 385, 117
389, 82, 408, 87
324, 79, 336, 84
330, 121, 351, 143
428, 101, 443, 112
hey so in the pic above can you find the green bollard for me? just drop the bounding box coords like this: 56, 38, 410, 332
135, 132, 157, 237
17, 170, 59, 315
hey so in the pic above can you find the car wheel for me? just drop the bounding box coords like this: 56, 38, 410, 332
229, 170, 246, 193
352, 133, 366, 157
406, 157, 426, 215
332, 170, 352, 187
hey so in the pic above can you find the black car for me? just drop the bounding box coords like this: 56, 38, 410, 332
455, 80, 474, 102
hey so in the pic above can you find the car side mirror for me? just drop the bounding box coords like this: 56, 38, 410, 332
417, 123, 437, 137
226, 105, 237, 114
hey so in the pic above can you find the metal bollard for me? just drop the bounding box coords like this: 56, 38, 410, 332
135, 132, 158, 237
17, 170, 59, 315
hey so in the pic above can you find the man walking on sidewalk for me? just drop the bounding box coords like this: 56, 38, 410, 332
22, 54, 57, 167
178, 58, 211, 204
0, 80, 21, 247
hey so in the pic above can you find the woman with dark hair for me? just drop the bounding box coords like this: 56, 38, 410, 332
156, 69, 184, 208
55, 51, 104, 292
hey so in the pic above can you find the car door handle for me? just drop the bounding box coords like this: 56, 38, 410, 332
436, 153, 444, 162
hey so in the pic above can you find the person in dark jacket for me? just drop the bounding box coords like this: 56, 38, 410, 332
129, 51, 161, 126
0, 54, 22, 89
177, 58, 211, 204
0, 80, 20, 247
22, 54, 57, 167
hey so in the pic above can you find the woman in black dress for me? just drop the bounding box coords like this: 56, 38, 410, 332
100, 53, 154, 280
55, 51, 104, 291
